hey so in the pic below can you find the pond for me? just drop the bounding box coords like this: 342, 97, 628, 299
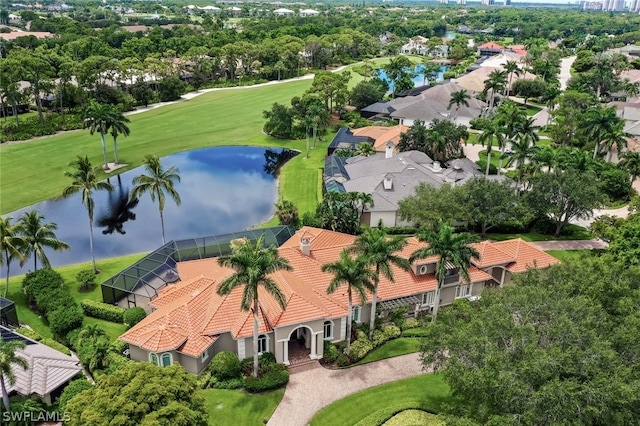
377, 64, 450, 92
5, 146, 297, 276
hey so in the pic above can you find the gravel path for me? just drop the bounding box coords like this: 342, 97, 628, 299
268, 353, 425, 426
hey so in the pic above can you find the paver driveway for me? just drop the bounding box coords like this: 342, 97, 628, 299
268, 353, 425, 426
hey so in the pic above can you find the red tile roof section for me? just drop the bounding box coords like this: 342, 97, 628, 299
121, 228, 557, 356
478, 42, 504, 49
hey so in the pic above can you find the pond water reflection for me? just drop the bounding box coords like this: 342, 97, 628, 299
6, 146, 297, 276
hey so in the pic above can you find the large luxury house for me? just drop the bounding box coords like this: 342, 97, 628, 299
324, 145, 509, 227
361, 81, 486, 127
119, 226, 558, 374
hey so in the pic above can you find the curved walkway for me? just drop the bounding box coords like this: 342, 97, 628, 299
268, 353, 425, 426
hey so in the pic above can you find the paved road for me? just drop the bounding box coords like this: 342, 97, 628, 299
268, 353, 425, 426
559, 56, 576, 91
532, 239, 609, 251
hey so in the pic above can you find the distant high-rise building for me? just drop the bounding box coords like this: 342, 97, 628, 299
631, 0, 640, 12
440, 0, 449, 4
504, 0, 511, 5
602, 0, 611, 9
457, 0, 467, 4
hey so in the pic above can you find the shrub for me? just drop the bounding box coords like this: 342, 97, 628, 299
383, 325, 402, 340
598, 166, 632, 201
372, 329, 388, 347
111, 339, 128, 356
196, 371, 212, 389
240, 357, 254, 376
323, 340, 340, 364
76, 269, 96, 291
336, 353, 351, 367
22, 269, 64, 307
80, 299, 125, 323
48, 305, 84, 338
104, 352, 133, 375
15, 328, 42, 341
123, 307, 146, 327
349, 338, 374, 362
66, 328, 81, 349
210, 351, 241, 380
403, 318, 420, 330
259, 352, 276, 367
244, 363, 289, 393
36, 288, 75, 316
388, 307, 408, 328
40, 337, 72, 355
58, 378, 93, 410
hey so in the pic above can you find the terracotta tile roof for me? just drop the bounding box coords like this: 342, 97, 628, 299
493, 239, 560, 273
352, 125, 410, 151
478, 42, 504, 50
121, 228, 556, 357
471, 241, 515, 268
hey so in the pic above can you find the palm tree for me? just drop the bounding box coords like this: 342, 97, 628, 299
478, 121, 505, 176
130, 155, 181, 245
351, 227, 410, 339
83, 100, 114, 170
421, 61, 442, 86
601, 120, 629, 163
505, 117, 540, 188
409, 222, 480, 322
533, 146, 560, 173
108, 106, 131, 166
62, 155, 113, 274
620, 151, 640, 183
77, 324, 108, 345
483, 70, 507, 111
447, 90, 470, 123
17, 211, 70, 271
504, 60, 522, 97
0, 338, 28, 412
583, 106, 621, 160
0, 217, 25, 297
309, 103, 329, 150
356, 142, 376, 157
322, 250, 376, 354
217, 234, 292, 377
495, 100, 528, 173
86, 338, 112, 372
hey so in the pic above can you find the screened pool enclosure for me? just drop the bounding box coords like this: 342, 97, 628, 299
101, 226, 297, 308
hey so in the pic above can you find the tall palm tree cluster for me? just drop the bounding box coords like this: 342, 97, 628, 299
217, 223, 479, 376
0, 213, 69, 297
61, 154, 181, 274
83, 100, 131, 170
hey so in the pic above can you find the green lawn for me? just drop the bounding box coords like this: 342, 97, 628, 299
4, 253, 144, 341
202, 388, 284, 426
486, 224, 592, 242
353, 338, 422, 366
384, 410, 443, 426
525, 105, 542, 116
0, 79, 318, 215
310, 374, 455, 426
546, 249, 593, 262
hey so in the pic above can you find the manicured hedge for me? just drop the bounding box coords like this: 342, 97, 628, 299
123, 307, 146, 327
57, 378, 94, 410
80, 299, 126, 323
15, 327, 42, 341
244, 364, 290, 393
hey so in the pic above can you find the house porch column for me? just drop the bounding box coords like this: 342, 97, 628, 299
310, 331, 323, 359
282, 340, 289, 365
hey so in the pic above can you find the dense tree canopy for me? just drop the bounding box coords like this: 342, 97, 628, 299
422, 258, 640, 425
66, 363, 207, 426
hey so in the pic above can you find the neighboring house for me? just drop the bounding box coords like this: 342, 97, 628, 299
299, 8, 320, 16
477, 42, 504, 56
326, 127, 374, 155
324, 147, 506, 227
361, 81, 486, 127
326, 125, 409, 155
0, 30, 52, 41
273, 8, 294, 16
609, 98, 640, 156
119, 227, 558, 373
0, 327, 82, 405
454, 66, 536, 93
401, 36, 429, 55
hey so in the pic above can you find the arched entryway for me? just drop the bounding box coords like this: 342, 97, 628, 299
286, 326, 314, 365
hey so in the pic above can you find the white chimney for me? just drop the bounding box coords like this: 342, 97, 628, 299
383, 177, 393, 190
300, 237, 311, 256
385, 141, 394, 159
